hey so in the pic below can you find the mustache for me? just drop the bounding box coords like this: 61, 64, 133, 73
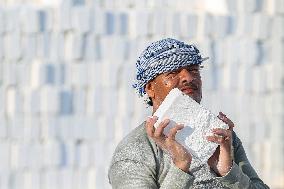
182, 81, 199, 90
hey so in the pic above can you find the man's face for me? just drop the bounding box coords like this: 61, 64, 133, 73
147, 64, 202, 107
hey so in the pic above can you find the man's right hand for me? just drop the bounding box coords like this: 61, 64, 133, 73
145, 116, 192, 173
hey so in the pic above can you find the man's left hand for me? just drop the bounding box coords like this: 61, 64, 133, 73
207, 112, 234, 177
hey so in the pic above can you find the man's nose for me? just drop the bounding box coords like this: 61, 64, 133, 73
179, 68, 194, 83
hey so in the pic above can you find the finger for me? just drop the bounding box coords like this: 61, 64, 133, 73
207, 135, 226, 144
146, 117, 155, 137
212, 128, 231, 138
167, 124, 184, 140
145, 116, 158, 137
218, 112, 234, 130
154, 119, 170, 138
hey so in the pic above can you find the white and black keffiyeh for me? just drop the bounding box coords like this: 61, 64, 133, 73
132, 38, 208, 97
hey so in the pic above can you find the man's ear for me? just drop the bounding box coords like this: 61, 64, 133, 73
145, 82, 155, 98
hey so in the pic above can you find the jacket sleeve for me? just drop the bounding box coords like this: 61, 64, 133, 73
216, 132, 270, 189
108, 159, 194, 189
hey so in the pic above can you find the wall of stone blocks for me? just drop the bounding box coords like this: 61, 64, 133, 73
0, 0, 283, 188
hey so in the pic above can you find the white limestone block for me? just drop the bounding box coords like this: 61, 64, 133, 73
55, 7, 72, 32
42, 140, 61, 167
117, 88, 135, 117
86, 169, 96, 189
36, 32, 51, 59
0, 36, 3, 61
100, 60, 120, 88
236, 14, 253, 37
30, 59, 45, 88
0, 116, 7, 139
95, 165, 109, 189
9, 172, 25, 189
5, 87, 23, 118
105, 11, 116, 35
40, 86, 59, 115
21, 8, 39, 34
40, 116, 58, 139
102, 87, 118, 117
114, 116, 128, 143
59, 89, 74, 115
39, 9, 53, 32
223, 62, 240, 91
84, 34, 96, 61
239, 39, 258, 65
118, 12, 129, 35
237, 65, 253, 94
92, 8, 104, 35
216, 16, 236, 38
0, 172, 9, 189
151, 11, 167, 35
0, 8, 4, 34
13, 62, 30, 87
3, 7, 21, 33
3, 32, 22, 61
86, 87, 103, 116
202, 14, 214, 38
49, 33, 65, 61
18, 143, 42, 170
270, 39, 284, 63
23, 117, 41, 141
58, 169, 73, 189
0, 142, 10, 172
41, 170, 59, 189
56, 117, 72, 140
96, 116, 111, 141
75, 142, 90, 168
69, 63, 88, 88
252, 13, 270, 40
153, 88, 228, 165
71, 6, 91, 33
237, 0, 263, 12
70, 117, 84, 139
73, 89, 87, 115
73, 171, 88, 189
58, 141, 75, 167
21, 34, 37, 62
172, 12, 182, 37
82, 117, 96, 140
23, 89, 40, 115
64, 32, 85, 61
129, 10, 149, 37
23, 171, 40, 189
185, 13, 198, 38
94, 141, 105, 166
275, 0, 284, 13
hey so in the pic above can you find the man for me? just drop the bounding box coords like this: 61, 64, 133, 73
108, 38, 269, 188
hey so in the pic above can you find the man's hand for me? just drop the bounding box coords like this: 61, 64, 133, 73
146, 116, 192, 173
207, 112, 234, 176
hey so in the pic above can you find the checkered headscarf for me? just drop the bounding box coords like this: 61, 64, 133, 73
132, 38, 208, 97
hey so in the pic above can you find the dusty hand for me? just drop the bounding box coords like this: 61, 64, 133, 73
146, 116, 192, 173
207, 112, 234, 176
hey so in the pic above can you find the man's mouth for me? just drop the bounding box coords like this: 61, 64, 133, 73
180, 87, 197, 94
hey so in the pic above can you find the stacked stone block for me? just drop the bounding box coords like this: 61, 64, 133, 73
0, 0, 283, 188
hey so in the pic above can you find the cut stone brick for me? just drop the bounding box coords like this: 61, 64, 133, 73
154, 88, 228, 166
71, 6, 91, 33
3, 32, 22, 61
40, 86, 59, 115
0, 142, 10, 172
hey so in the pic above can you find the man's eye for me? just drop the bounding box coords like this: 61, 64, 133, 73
188, 68, 200, 74
166, 71, 178, 76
